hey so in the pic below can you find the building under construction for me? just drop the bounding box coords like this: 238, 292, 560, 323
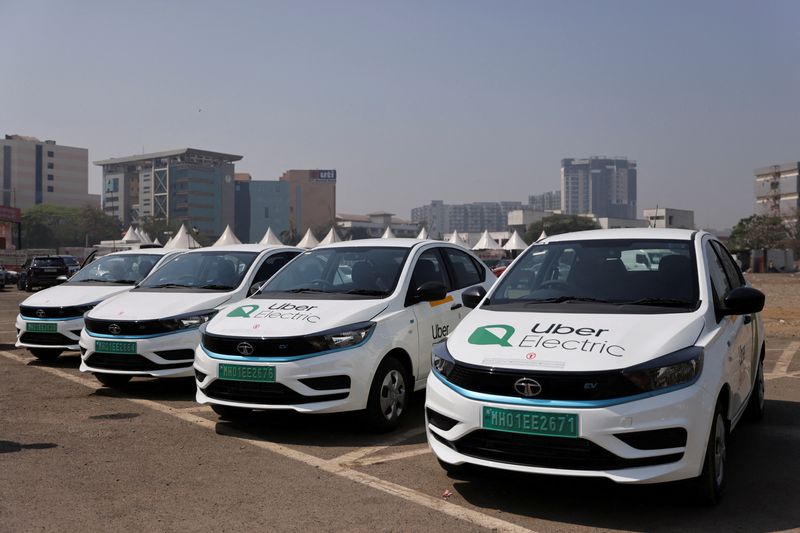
755, 162, 800, 217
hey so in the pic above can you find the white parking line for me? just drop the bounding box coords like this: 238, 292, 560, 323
333, 425, 427, 464
349, 445, 432, 467
0, 350, 534, 533
766, 341, 800, 380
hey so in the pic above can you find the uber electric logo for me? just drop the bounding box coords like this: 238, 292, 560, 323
468, 325, 516, 347
227, 303, 321, 324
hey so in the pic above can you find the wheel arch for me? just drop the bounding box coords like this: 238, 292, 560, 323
383, 347, 414, 382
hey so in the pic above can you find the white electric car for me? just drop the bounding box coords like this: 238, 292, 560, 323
16, 249, 175, 361
426, 229, 765, 504
194, 239, 496, 429
80, 245, 301, 387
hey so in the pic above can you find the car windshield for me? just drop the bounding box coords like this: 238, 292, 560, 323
60, 256, 79, 267
260, 246, 410, 299
70, 254, 163, 284
137, 251, 257, 291
487, 239, 698, 312
32, 257, 65, 268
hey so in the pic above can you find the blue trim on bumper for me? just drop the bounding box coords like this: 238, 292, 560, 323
85, 327, 199, 340
19, 315, 83, 322
431, 369, 695, 408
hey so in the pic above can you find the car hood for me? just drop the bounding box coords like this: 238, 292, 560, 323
21, 284, 134, 308
447, 308, 706, 372
87, 290, 233, 321
205, 298, 389, 338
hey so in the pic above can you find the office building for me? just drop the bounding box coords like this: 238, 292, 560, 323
643, 207, 695, 229
95, 148, 241, 239
0, 134, 98, 210
234, 176, 290, 243
754, 162, 800, 217
411, 200, 523, 238
561, 157, 637, 219
528, 190, 561, 212
279, 169, 336, 235
337, 212, 418, 239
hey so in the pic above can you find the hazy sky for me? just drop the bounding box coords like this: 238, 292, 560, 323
2, 0, 798, 229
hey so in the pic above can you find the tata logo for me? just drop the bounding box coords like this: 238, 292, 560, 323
468, 325, 515, 347
514, 377, 542, 397
108, 324, 122, 335
228, 305, 259, 318
35, 309, 46, 319
236, 342, 254, 356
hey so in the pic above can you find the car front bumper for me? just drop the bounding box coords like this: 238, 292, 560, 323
79, 329, 199, 378
15, 314, 83, 351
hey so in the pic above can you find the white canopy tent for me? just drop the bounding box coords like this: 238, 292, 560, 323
258, 227, 284, 246
472, 230, 502, 251
381, 227, 396, 239
447, 231, 469, 248
153, 237, 162, 246
416, 227, 428, 240
121, 226, 139, 243
213, 225, 242, 246
503, 230, 528, 251
164, 224, 202, 249
537, 229, 548, 241
296, 228, 319, 249
319, 228, 341, 245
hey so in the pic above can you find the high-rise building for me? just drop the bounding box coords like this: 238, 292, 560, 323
279, 169, 336, 235
754, 162, 800, 217
95, 148, 241, 240
528, 190, 561, 212
561, 157, 637, 219
234, 177, 290, 243
0, 134, 98, 210
411, 200, 523, 238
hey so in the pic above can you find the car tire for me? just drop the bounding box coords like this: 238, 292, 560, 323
364, 356, 411, 432
94, 373, 132, 388
29, 349, 62, 361
745, 357, 765, 423
211, 404, 252, 421
692, 400, 727, 505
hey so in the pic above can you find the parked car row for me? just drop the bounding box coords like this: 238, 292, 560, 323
14, 230, 765, 504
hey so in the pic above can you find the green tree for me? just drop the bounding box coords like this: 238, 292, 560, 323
524, 215, 600, 243
728, 214, 788, 252
21, 204, 122, 249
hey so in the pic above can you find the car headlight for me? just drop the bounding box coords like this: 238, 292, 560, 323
161, 310, 219, 331
622, 346, 703, 393
75, 302, 102, 315
307, 322, 375, 352
432, 340, 455, 378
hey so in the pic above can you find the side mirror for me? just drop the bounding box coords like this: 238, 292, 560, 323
723, 286, 765, 316
462, 285, 487, 309
415, 281, 447, 303
248, 281, 265, 296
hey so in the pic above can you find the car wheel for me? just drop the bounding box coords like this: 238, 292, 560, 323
29, 349, 62, 361
211, 404, 252, 421
692, 400, 727, 505
745, 357, 765, 422
94, 373, 133, 388
364, 356, 411, 432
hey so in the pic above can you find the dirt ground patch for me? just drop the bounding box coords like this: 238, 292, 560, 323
747, 273, 800, 339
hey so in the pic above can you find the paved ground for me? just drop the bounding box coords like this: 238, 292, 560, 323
1, 287, 798, 532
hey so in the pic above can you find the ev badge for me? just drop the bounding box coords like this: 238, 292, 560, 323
108, 324, 122, 335
237, 342, 254, 356
514, 377, 542, 397
35, 309, 46, 318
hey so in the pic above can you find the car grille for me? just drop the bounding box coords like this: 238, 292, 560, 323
85, 353, 190, 371
444, 362, 642, 401
19, 332, 76, 346
85, 318, 179, 337
204, 380, 348, 405
202, 333, 326, 357
154, 349, 196, 361
432, 430, 683, 471
20, 305, 86, 319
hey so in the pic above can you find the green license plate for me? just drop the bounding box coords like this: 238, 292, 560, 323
95, 340, 137, 354
26, 322, 58, 333
218, 364, 275, 383
482, 406, 578, 438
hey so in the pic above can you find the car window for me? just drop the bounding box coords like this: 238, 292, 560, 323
70, 254, 163, 284
32, 258, 65, 268
409, 248, 450, 293
706, 242, 732, 310
711, 241, 744, 289
442, 248, 482, 289
139, 251, 258, 290
252, 252, 300, 285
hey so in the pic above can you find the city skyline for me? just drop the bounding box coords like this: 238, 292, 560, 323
2, 1, 798, 230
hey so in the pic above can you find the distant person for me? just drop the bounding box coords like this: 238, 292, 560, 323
768, 260, 778, 273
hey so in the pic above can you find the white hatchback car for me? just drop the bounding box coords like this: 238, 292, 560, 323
80, 245, 301, 387
426, 229, 765, 504
194, 239, 496, 429
16, 249, 175, 361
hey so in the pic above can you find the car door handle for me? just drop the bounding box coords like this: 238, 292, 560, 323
743, 315, 752, 325
451, 303, 462, 310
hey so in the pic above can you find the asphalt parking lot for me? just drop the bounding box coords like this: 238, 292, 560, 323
1, 287, 799, 532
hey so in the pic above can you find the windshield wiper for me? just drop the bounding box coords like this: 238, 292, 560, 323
108, 279, 138, 284
143, 283, 195, 289
198, 284, 235, 290
620, 298, 695, 307
524, 296, 614, 305
280, 288, 331, 293
344, 289, 386, 296
74, 278, 110, 283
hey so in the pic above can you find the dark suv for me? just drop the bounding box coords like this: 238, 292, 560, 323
17, 256, 69, 292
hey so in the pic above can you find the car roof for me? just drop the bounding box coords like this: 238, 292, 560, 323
315, 238, 430, 250
103, 248, 173, 257
540, 228, 702, 244
180, 244, 300, 254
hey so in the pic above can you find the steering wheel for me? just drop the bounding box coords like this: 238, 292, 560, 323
309, 278, 334, 290
538, 280, 574, 291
